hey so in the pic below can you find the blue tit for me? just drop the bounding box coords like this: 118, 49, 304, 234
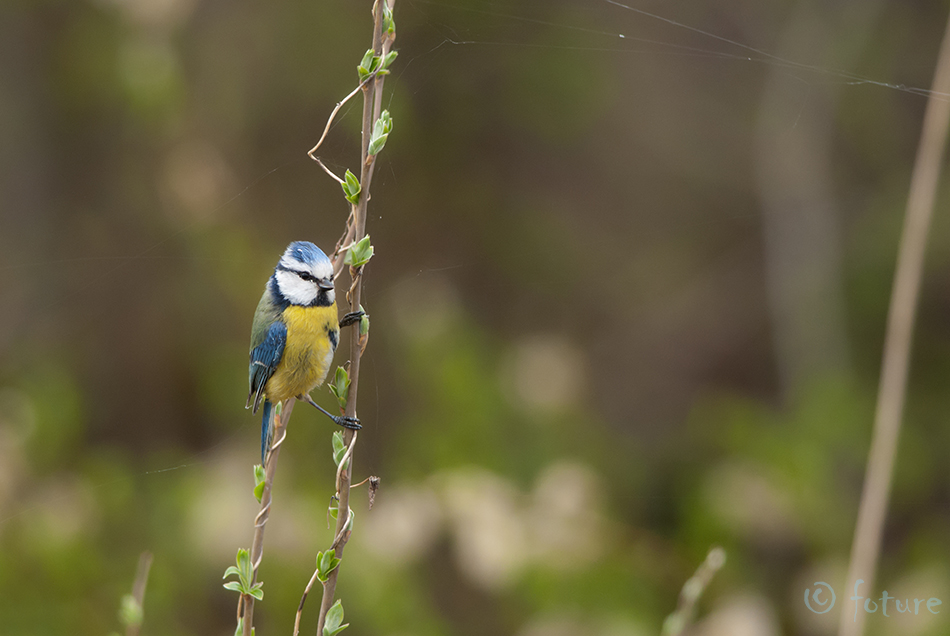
247, 241, 361, 462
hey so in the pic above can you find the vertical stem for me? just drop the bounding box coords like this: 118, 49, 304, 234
316, 2, 394, 634
126, 551, 153, 636
661, 547, 726, 636
838, 11, 950, 636
241, 399, 295, 636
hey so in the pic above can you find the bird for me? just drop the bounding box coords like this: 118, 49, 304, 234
247, 240, 362, 463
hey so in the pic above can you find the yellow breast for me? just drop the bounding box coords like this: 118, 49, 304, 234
265, 304, 339, 403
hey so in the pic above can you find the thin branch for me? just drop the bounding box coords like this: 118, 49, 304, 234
307, 77, 373, 160
661, 547, 726, 636
335, 430, 358, 494
293, 568, 323, 636
314, 158, 345, 185
241, 399, 296, 636
125, 551, 153, 636
316, 2, 394, 634
837, 10, 950, 636
329, 508, 353, 551
350, 475, 375, 488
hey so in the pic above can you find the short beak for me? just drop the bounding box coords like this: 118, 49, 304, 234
318, 278, 334, 291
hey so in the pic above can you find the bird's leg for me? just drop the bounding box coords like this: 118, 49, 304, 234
339, 310, 365, 328
298, 393, 362, 430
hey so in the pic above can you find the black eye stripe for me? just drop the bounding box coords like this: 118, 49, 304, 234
296, 271, 315, 282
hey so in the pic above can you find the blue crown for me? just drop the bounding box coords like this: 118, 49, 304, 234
282, 241, 330, 266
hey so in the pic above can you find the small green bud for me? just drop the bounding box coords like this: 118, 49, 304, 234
367, 111, 393, 156
315, 549, 342, 583
382, 2, 395, 35
236, 548, 250, 575
328, 367, 351, 410
341, 169, 361, 204
378, 50, 398, 75
332, 431, 347, 466
344, 235, 374, 268
357, 49, 375, 81
118, 594, 142, 629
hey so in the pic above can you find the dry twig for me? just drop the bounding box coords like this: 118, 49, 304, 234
661, 547, 726, 636
123, 551, 153, 636
838, 10, 950, 636
240, 401, 295, 636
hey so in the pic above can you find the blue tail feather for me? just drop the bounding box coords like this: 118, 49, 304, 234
261, 400, 273, 463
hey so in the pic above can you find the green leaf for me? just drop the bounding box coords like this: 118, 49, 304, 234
357, 49, 375, 81
344, 235, 374, 268
329, 506, 338, 520
223, 581, 244, 593
332, 430, 347, 466
379, 51, 398, 73
236, 548, 251, 580
330, 430, 350, 472
327, 621, 350, 636
378, 110, 393, 133
328, 367, 351, 411
359, 312, 370, 336
223, 566, 242, 580
248, 582, 264, 601
324, 599, 349, 636
316, 550, 342, 582
367, 111, 393, 156
383, 3, 395, 35
118, 594, 142, 628
253, 464, 266, 502
367, 132, 387, 156
341, 169, 361, 204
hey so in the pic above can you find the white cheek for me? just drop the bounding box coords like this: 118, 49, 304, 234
275, 270, 317, 305
313, 260, 334, 280
326, 289, 335, 305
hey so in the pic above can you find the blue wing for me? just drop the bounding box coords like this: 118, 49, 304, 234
247, 320, 287, 413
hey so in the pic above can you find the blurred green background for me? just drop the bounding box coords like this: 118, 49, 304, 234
3, 0, 950, 634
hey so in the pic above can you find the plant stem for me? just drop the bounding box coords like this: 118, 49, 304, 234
315, 2, 394, 634
241, 400, 295, 636
294, 569, 323, 636
126, 551, 153, 636
837, 11, 950, 636
661, 547, 726, 636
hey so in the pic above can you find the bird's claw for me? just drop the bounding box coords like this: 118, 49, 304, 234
339, 310, 365, 328
334, 415, 362, 430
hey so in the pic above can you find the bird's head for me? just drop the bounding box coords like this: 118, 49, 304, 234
271, 241, 335, 307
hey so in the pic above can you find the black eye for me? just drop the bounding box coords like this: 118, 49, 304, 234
297, 271, 315, 282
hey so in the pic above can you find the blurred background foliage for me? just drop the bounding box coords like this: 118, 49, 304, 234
2, 0, 950, 635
